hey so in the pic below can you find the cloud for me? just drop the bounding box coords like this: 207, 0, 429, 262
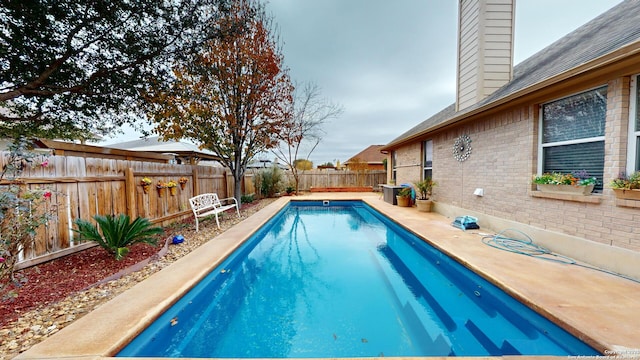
268, 0, 620, 164
105, 0, 622, 168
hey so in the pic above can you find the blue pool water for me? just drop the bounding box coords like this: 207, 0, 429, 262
118, 200, 598, 358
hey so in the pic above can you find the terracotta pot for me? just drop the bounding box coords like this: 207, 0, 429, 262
396, 196, 411, 207
415, 199, 432, 212
180, 183, 186, 190
536, 184, 594, 195
612, 188, 640, 200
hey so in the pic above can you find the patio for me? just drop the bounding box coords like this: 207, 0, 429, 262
16, 192, 640, 359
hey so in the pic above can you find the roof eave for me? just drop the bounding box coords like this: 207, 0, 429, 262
382, 39, 640, 151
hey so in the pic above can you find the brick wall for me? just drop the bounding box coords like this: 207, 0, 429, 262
393, 142, 422, 184
393, 76, 640, 253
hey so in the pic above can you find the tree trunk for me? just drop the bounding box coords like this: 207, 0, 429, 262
232, 156, 244, 205
234, 175, 243, 206
293, 169, 300, 194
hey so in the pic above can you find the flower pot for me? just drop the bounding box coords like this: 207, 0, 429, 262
612, 188, 640, 200
180, 183, 186, 190
415, 199, 432, 212
396, 196, 411, 207
537, 184, 594, 195
157, 187, 165, 197
169, 187, 177, 196
142, 184, 150, 194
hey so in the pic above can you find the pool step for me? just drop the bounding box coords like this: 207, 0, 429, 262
381, 239, 460, 330
401, 300, 453, 355
378, 244, 457, 331
369, 248, 454, 355
464, 319, 501, 355
446, 317, 496, 355
503, 336, 572, 354
463, 314, 568, 355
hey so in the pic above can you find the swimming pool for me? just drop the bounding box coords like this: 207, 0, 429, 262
118, 200, 598, 357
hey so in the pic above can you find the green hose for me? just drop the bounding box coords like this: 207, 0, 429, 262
481, 228, 639, 284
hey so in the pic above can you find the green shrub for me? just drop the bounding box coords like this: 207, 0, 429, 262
73, 214, 163, 260
258, 165, 283, 198
397, 187, 412, 197
1, 138, 54, 284
241, 194, 255, 203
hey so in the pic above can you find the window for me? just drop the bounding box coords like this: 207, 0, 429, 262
629, 75, 640, 173
391, 150, 397, 183
423, 140, 433, 179
539, 86, 607, 191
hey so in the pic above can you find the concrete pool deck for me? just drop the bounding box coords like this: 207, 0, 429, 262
16, 192, 640, 359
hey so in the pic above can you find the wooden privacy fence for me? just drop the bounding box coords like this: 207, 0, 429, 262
282, 169, 387, 190
1, 150, 382, 268
0, 152, 248, 268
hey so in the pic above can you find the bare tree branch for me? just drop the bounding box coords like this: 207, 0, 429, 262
272, 81, 344, 193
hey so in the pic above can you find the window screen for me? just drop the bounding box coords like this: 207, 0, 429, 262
392, 151, 397, 183
541, 87, 607, 191
542, 87, 607, 143
423, 140, 432, 179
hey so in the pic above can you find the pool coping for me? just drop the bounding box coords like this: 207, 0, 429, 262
15, 193, 640, 359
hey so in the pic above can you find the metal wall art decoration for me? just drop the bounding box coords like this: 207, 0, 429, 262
453, 134, 472, 162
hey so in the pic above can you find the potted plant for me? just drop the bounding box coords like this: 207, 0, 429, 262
167, 180, 178, 196
396, 186, 412, 207
415, 177, 436, 212
156, 181, 167, 197
178, 177, 189, 190
532, 171, 597, 195
140, 177, 152, 193
609, 171, 640, 200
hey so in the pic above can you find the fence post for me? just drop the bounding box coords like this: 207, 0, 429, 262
192, 166, 199, 195
125, 167, 136, 219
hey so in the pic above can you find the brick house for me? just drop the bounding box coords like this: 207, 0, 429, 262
344, 144, 386, 171
381, 0, 640, 279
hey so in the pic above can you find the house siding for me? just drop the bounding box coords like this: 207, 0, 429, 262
393, 76, 640, 253
456, 0, 514, 111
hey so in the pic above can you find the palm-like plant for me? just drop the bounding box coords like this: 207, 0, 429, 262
74, 214, 163, 260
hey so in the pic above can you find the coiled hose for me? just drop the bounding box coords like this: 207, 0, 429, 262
481, 228, 640, 284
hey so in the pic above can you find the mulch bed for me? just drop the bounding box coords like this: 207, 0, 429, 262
0, 241, 164, 328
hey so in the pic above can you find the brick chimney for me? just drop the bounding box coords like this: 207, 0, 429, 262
456, 0, 515, 112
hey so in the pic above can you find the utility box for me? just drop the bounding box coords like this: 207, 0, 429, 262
382, 185, 404, 205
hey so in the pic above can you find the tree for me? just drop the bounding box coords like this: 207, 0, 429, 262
0, 0, 222, 140
0, 138, 53, 290
145, 0, 293, 203
293, 159, 313, 171
347, 157, 368, 186
272, 82, 343, 194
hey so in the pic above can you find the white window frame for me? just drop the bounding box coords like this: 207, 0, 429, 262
628, 75, 640, 174
391, 150, 397, 183
537, 86, 607, 176
423, 139, 433, 179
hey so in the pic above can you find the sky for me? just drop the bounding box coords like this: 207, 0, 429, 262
102, 0, 622, 166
